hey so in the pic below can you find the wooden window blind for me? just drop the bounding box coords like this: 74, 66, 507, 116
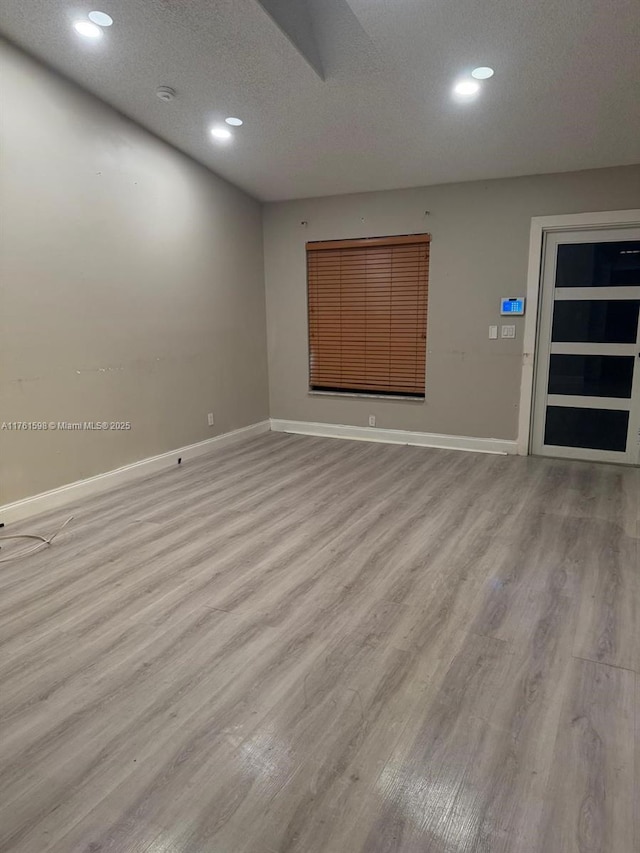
307, 234, 430, 397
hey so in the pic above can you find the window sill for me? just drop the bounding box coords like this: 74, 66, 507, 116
308, 390, 425, 403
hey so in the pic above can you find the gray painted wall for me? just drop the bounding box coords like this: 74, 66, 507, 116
263, 166, 640, 439
0, 39, 269, 503
2, 32, 639, 505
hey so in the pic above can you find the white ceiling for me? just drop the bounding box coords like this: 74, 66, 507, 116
1, 0, 639, 201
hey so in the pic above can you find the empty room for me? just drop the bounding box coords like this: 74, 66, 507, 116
0, 1, 639, 851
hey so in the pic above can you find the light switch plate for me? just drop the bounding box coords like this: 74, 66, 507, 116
501, 325, 516, 339
489, 325, 498, 339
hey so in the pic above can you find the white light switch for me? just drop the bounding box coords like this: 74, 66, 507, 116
501, 325, 516, 339
489, 325, 498, 339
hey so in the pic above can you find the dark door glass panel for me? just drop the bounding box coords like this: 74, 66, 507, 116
556, 241, 640, 287
544, 407, 628, 451
548, 355, 634, 398
552, 300, 639, 343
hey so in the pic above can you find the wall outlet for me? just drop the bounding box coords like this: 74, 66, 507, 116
207, 412, 215, 426
368, 415, 376, 427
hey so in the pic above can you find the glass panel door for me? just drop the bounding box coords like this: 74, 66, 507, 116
532, 227, 640, 464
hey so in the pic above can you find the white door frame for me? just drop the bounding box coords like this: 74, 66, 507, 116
517, 208, 640, 456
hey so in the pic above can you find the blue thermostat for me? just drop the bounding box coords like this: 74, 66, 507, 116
500, 297, 526, 315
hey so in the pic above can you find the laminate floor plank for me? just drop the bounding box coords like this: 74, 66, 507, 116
336, 632, 515, 853
469, 512, 586, 645
0, 432, 636, 853
572, 520, 639, 672
0, 436, 361, 627
0, 431, 297, 586
536, 657, 635, 853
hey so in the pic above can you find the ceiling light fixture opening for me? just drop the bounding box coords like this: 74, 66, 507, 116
453, 79, 480, 98
472, 66, 494, 80
73, 20, 103, 38
88, 11, 113, 27
211, 126, 233, 141
225, 117, 243, 127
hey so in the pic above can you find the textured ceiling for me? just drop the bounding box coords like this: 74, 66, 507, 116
1, 0, 639, 201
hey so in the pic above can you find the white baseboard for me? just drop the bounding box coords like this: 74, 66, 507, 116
0, 420, 270, 524
270, 419, 518, 456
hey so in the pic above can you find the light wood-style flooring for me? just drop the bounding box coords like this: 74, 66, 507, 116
0, 432, 638, 853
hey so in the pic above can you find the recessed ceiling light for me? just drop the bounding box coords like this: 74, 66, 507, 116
73, 20, 103, 38
211, 126, 233, 141
453, 80, 480, 97
225, 117, 243, 127
472, 66, 494, 80
88, 11, 114, 27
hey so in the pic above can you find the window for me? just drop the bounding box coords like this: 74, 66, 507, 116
307, 234, 429, 397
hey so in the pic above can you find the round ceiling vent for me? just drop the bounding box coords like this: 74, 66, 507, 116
156, 86, 176, 103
